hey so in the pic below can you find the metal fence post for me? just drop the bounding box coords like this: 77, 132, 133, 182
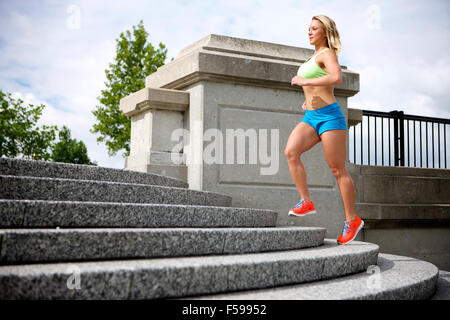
389, 110, 405, 167
398, 111, 405, 166
390, 111, 399, 166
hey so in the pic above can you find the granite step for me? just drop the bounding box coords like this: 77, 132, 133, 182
189, 253, 439, 300
0, 157, 188, 188
0, 200, 278, 228
0, 226, 326, 264
0, 175, 231, 207
0, 239, 379, 299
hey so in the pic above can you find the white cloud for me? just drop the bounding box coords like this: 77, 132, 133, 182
9, 11, 33, 38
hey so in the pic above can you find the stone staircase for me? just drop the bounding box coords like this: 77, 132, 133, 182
0, 158, 442, 299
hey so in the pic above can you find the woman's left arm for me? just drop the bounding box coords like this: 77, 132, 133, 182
291, 52, 342, 86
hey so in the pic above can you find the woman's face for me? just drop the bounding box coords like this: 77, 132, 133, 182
308, 19, 326, 46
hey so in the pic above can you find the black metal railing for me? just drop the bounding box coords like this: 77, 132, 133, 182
349, 110, 450, 169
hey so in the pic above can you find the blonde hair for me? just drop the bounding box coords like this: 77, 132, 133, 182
312, 15, 342, 55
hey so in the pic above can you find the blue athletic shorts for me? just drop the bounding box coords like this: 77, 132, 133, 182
301, 101, 347, 136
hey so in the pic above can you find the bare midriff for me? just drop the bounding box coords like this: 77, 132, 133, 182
302, 84, 337, 111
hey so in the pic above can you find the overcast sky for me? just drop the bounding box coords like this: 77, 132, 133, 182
1, 0, 449, 169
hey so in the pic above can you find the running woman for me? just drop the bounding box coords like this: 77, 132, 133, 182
285, 15, 364, 245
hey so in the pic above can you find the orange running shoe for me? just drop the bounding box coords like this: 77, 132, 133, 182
337, 215, 364, 245
288, 199, 317, 217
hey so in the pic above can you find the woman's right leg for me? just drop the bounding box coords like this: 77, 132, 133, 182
284, 122, 321, 201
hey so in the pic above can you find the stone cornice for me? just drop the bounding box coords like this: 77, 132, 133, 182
146, 34, 359, 97
176, 34, 313, 63
119, 87, 189, 116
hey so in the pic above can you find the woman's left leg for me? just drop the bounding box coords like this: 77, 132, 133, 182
320, 129, 356, 222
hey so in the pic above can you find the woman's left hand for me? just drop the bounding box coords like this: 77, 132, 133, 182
291, 75, 307, 87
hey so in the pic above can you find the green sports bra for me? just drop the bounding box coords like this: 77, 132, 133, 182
297, 47, 330, 79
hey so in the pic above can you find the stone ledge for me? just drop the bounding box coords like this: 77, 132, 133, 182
356, 175, 450, 204
119, 87, 189, 116
349, 163, 450, 178
348, 108, 362, 127
357, 202, 450, 229
176, 34, 313, 63
356, 203, 450, 221
146, 34, 359, 96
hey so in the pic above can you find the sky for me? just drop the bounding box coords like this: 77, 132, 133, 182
1, 0, 449, 169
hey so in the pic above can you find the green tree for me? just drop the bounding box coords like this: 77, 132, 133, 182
91, 20, 167, 157
0, 90, 58, 160
51, 125, 97, 165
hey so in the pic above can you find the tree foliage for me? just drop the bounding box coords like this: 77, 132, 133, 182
1, 90, 96, 165
91, 20, 167, 157
0, 90, 57, 160
51, 125, 97, 165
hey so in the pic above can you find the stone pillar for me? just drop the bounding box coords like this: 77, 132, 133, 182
347, 108, 363, 128
119, 87, 189, 181
121, 34, 360, 237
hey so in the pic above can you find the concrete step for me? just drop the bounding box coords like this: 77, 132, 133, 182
0, 157, 188, 188
0, 175, 231, 207
355, 175, 450, 204
356, 164, 450, 178
356, 203, 450, 220
356, 203, 450, 228
188, 253, 439, 300
0, 239, 379, 299
0, 200, 278, 228
0, 226, 326, 264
